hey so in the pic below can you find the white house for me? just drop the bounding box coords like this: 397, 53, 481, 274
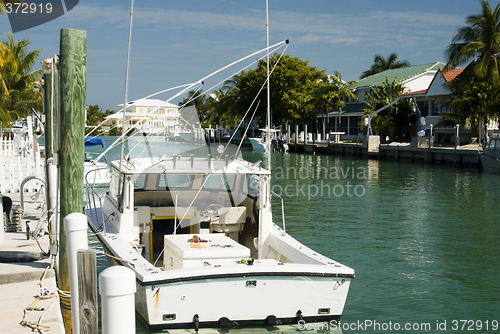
106, 98, 180, 133
401, 67, 498, 144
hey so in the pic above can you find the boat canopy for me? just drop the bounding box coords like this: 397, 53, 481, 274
84, 137, 105, 148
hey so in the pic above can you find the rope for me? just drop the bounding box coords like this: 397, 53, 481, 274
20, 266, 57, 332
35, 234, 49, 255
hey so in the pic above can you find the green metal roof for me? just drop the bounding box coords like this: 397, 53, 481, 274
326, 103, 365, 117
354, 62, 445, 89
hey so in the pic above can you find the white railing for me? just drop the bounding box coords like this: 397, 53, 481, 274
0, 135, 44, 193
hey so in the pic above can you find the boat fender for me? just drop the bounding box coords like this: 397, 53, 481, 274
193, 314, 199, 333
246, 258, 254, 265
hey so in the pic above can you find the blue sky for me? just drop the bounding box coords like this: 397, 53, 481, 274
0, 0, 497, 111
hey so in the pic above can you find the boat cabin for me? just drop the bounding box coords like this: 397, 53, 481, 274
102, 155, 272, 268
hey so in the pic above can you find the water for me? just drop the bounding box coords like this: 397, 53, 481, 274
87, 136, 500, 333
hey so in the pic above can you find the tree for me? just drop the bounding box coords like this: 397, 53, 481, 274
179, 89, 207, 123
445, 0, 500, 84
228, 54, 328, 125
0, 1, 18, 15
360, 53, 411, 79
0, 32, 42, 124
440, 81, 500, 138
308, 71, 358, 135
86, 104, 104, 126
363, 78, 414, 141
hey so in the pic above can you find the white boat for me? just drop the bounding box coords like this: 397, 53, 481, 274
480, 133, 500, 173
249, 129, 279, 152
85, 6, 353, 328
84, 137, 111, 186
85, 151, 354, 331
83, 153, 111, 186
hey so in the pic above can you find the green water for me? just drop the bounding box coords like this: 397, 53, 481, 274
88, 137, 500, 333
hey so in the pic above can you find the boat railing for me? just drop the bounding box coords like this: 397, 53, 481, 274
271, 189, 286, 233
85, 168, 107, 230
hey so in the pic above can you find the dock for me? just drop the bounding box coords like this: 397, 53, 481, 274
287, 136, 482, 168
0, 192, 65, 334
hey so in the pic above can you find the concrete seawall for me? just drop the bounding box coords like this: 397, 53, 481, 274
288, 140, 482, 168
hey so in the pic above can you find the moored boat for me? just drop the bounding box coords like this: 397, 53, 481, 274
480, 133, 500, 173
85, 150, 354, 330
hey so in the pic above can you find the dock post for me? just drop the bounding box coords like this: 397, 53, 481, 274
294, 124, 298, 152
64, 212, 89, 334
43, 56, 60, 266
100, 266, 136, 334
59, 28, 87, 334
78, 249, 98, 334
304, 125, 308, 145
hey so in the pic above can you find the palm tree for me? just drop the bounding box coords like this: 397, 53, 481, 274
0, 1, 18, 15
360, 53, 411, 79
445, 0, 500, 84
0, 32, 42, 124
363, 78, 414, 141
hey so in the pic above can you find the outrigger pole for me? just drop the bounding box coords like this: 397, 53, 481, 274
119, 0, 134, 176
266, 0, 271, 170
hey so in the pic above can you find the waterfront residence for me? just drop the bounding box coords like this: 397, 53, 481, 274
320, 62, 445, 141
400, 67, 498, 145
105, 98, 180, 134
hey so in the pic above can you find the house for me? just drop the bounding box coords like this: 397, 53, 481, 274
105, 98, 180, 133
320, 62, 445, 140
399, 68, 463, 143
400, 67, 499, 144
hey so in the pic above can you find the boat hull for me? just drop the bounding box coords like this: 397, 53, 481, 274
249, 138, 268, 152
480, 152, 500, 174
135, 271, 351, 330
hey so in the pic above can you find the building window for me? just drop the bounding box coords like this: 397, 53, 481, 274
349, 116, 360, 135
417, 101, 429, 117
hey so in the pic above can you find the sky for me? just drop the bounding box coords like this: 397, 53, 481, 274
0, 0, 497, 112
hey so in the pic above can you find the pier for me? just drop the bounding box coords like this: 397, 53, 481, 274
0, 192, 64, 334
287, 135, 482, 168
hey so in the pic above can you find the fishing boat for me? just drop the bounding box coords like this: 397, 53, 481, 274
248, 128, 289, 152
480, 133, 500, 173
85, 147, 354, 330
249, 128, 275, 152
85, 2, 353, 329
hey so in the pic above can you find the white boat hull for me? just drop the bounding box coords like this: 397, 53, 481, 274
249, 137, 268, 152
136, 271, 351, 330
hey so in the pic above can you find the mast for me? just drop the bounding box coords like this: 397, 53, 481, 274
266, 0, 271, 171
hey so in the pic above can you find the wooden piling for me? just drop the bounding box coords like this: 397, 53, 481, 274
77, 249, 98, 334
59, 28, 87, 334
